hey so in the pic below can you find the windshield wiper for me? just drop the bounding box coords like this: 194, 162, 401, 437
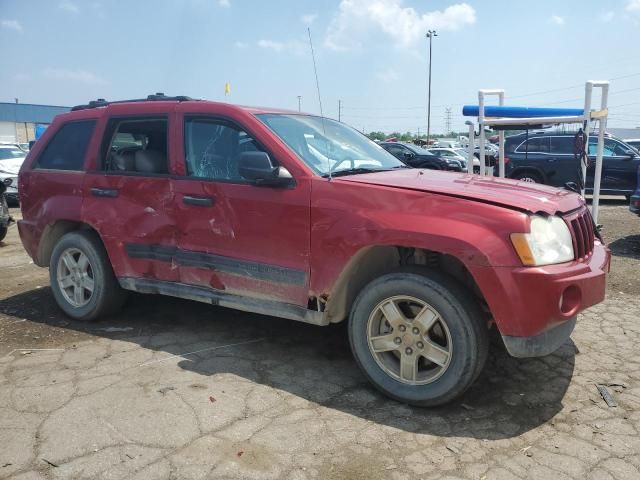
322, 167, 391, 178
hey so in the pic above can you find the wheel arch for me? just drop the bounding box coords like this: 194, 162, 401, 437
323, 245, 488, 325
509, 166, 546, 183
37, 220, 104, 267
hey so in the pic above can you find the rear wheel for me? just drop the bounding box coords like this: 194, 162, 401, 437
49, 231, 126, 321
513, 171, 542, 183
348, 269, 488, 406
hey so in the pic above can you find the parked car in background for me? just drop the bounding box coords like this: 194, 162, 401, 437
433, 140, 461, 149
504, 131, 640, 197
631, 165, 640, 216
0, 144, 26, 205
0, 181, 12, 241
381, 142, 463, 171
17, 95, 610, 406
624, 138, 640, 152
428, 147, 480, 173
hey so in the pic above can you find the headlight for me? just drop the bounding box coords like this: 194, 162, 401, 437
511, 215, 574, 266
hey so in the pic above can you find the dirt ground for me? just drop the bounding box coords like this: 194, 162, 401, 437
0, 201, 639, 480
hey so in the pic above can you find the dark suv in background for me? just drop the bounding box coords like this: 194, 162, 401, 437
504, 131, 640, 197
380, 142, 464, 171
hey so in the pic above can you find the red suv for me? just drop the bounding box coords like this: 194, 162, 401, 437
18, 95, 610, 406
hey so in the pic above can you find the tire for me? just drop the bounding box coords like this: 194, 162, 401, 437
513, 171, 543, 183
49, 230, 126, 321
0, 226, 7, 242
348, 268, 489, 407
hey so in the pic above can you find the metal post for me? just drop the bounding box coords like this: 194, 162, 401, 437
426, 30, 437, 145
297, 95, 301, 112
592, 82, 609, 224
466, 122, 475, 174
581, 82, 593, 198
478, 92, 486, 176
338, 99, 342, 122
498, 91, 505, 178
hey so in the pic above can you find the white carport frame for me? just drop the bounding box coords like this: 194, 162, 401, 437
466, 81, 609, 223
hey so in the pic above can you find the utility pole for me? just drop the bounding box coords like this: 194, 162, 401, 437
338, 99, 342, 122
426, 30, 437, 145
444, 107, 452, 135
297, 95, 302, 112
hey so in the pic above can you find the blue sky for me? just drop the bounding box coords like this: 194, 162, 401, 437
1, 0, 640, 133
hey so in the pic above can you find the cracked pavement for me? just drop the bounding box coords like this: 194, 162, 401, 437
1, 204, 639, 480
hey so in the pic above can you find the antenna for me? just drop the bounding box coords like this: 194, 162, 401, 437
307, 27, 332, 180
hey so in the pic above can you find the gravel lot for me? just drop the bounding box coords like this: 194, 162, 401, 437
1, 201, 639, 480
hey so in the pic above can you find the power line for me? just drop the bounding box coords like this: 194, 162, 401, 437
337, 70, 640, 113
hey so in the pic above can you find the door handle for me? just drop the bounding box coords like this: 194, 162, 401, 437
90, 187, 119, 198
183, 195, 214, 207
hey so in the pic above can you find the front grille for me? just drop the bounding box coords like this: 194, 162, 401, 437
565, 208, 595, 260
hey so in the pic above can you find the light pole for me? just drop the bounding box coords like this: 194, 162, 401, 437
426, 30, 437, 145
297, 95, 302, 112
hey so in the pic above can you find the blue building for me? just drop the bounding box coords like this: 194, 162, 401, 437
0, 102, 70, 143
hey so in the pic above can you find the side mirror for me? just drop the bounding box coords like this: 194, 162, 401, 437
238, 151, 293, 187
624, 149, 636, 158
403, 152, 414, 160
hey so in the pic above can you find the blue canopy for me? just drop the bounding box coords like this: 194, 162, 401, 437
462, 105, 584, 118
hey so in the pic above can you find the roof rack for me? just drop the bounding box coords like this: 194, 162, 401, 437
71, 93, 195, 111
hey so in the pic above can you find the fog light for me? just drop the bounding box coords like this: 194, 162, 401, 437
559, 285, 581, 316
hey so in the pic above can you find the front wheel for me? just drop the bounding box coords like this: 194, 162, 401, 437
0, 226, 7, 242
348, 270, 488, 406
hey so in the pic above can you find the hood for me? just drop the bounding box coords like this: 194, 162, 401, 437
0, 157, 25, 175
337, 169, 584, 215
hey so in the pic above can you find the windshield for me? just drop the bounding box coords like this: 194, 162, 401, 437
0, 146, 26, 160
256, 114, 404, 175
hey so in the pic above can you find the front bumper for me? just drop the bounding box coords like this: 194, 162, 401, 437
631, 194, 640, 216
473, 241, 610, 357
502, 316, 576, 358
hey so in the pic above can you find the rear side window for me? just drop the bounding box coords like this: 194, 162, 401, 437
550, 137, 574, 154
515, 136, 550, 153
36, 120, 96, 170
102, 118, 168, 174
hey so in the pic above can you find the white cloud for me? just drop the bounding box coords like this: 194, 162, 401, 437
59, 1, 79, 14
0, 19, 23, 32
549, 15, 565, 25
325, 0, 476, 51
600, 11, 614, 22
301, 13, 317, 25
256, 39, 305, 54
43, 68, 105, 85
376, 69, 400, 83
627, 0, 640, 13
235, 41, 248, 48
218, 0, 231, 7
257, 39, 285, 52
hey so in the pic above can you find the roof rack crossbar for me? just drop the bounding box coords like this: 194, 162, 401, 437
71, 93, 195, 111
